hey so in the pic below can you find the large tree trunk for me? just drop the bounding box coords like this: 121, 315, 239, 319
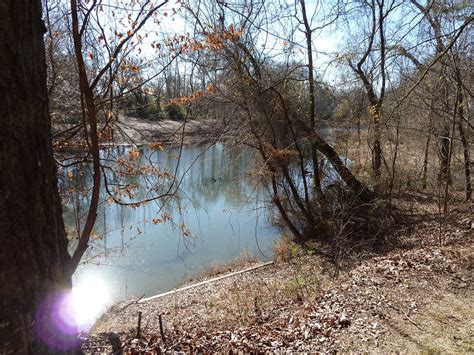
0, 0, 74, 352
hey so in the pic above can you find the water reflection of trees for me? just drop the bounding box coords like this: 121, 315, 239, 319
60, 143, 269, 259
175, 144, 262, 207
59, 142, 343, 251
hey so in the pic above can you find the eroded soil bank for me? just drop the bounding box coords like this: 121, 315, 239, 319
112, 115, 229, 146
81, 194, 473, 353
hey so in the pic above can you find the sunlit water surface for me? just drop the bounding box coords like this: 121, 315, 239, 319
64, 143, 280, 330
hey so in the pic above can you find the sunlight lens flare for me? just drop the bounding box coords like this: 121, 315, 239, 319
35, 276, 110, 350
35, 291, 79, 351
72, 274, 111, 331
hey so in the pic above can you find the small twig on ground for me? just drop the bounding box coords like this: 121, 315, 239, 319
117, 293, 146, 313
135, 294, 145, 303
387, 303, 424, 331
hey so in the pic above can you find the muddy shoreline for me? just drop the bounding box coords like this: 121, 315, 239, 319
113, 115, 230, 146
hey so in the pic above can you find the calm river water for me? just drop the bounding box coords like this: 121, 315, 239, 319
65, 143, 279, 328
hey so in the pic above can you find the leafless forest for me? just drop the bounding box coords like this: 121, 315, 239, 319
0, 0, 472, 352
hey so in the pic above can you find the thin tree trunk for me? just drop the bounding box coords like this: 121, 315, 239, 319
68, 0, 102, 275
300, 0, 326, 211
437, 68, 452, 185
372, 104, 383, 179
422, 101, 435, 188
457, 90, 472, 200
256, 142, 304, 241
439, 124, 451, 184
271, 89, 312, 212
373, 0, 386, 180
278, 162, 317, 225
443, 88, 459, 215
348, 0, 385, 180
271, 177, 304, 242
422, 132, 431, 188
389, 116, 401, 207
0, 0, 74, 352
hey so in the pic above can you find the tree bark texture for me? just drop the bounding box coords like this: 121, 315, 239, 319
0, 0, 73, 352
370, 104, 383, 179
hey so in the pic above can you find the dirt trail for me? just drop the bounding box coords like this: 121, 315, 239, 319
381, 287, 472, 352
334, 243, 473, 352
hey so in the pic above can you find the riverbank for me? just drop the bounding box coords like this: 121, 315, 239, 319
81, 193, 473, 352
52, 115, 231, 150
113, 115, 229, 146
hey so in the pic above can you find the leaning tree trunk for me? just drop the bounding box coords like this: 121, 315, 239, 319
0, 0, 74, 352
311, 133, 375, 202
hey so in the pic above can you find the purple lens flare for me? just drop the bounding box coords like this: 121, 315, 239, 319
34, 290, 79, 351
